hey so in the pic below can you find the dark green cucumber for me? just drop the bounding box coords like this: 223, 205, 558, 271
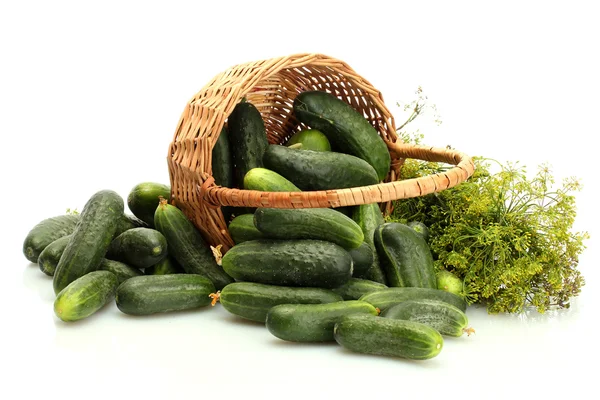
219, 282, 343, 322
53, 190, 124, 294
332, 278, 388, 300
293, 91, 391, 181
154, 199, 233, 290
107, 227, 168, 269
115, 214, 150, 236
266, 300, 378, 342
23, 214, 79, 263
127, 182, 171, 227
348, 242, 375, 276
228, 101, 269, 188
254, 207, 363, 250
374, 223, 436, 288
359, 287, 468, 312
285, 129, 331, 151
352, 203, 387, 284
243, 168, 301, 192
212, 126, 234, 188
228, 214, 265, 244
115, 274, 216, 315
407, 220, 430, 242
263, 145, 379, 190
381, 299, 469, 337
38, 235, 71, 276
222, 239, 352, 288
99, 259, 142, 284
54, 271, 118, 322
333, 314, 443, 360
144, 256, 183, 275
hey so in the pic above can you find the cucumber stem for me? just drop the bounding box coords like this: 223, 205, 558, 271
211, 244, 223, 266
463, 327, 476, 336
209, 291, 221, 306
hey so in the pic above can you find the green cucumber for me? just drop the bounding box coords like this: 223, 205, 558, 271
407, 221, 430, 242
436, 270, 464, 297
54, 271, 118, 322
219, 282, 343, 322
359, 287, 468, 312
286, 129, 331, 151
348, 242, 375, 276
154, 199, 233, 290
221, 239, 352, 288
266, 300, 378, 342
333, 314, 443, 360
263, 145, 379, 190
352, 204, 386, 284
381, 299, 469, 337
243, 168, 301, 192
115, 274, 216, 315
293, 91, 391, 181
228, 101, 269, 188
38, 235, 71, 276
23, 214, 79, 263
53, 190, 124, 294
127, 182, 171, 227
212, 126, 234, 188
228, 214, 265, 244
98, 259, 142, 284
144, 256, 183, 275
332, 278, 388, 300
254, 207, 363, 250
115, 214, 150, 236
107, 227, 168, 269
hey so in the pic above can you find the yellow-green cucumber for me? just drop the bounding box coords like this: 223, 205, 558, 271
54, 271, 118, 322
228, 214, 265, 244
243, 168, 301, 192
285, 129, 331, 151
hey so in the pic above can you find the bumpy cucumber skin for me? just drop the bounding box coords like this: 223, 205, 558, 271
23, 214, 79, 263
219, 282, 343, 322
359, 287, 468, 312
144, 256, 183, 275
286, 129, 331, 152
115, 214, 149, 236
407, 221, 430, 242
54, 271, 118, 322
115, 274, 216, 315
99, 259, 142, 284
222, 239, 353, 289
263, 145, 379, 191
254, 208, 364, 250
212, 126, 234, 188
332, 278, 388, 300
228, 102, 269, 188
154, 202, 233, 290
53, 190, 124, 294
266, 300, 378, 342
127, 182, 171, 227
228, 214, 265, 244
352, 204, 387, 284
374, 223, 436, 289
348, 243, 375, 276
243, 168, 301, 192
333, 314, 443, 360
107, 227, 168, 269
293, 91, 391, 181
382, 299, 469, 337
38, 235, 71, 276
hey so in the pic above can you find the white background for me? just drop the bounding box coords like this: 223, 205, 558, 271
1, 1, 598, 399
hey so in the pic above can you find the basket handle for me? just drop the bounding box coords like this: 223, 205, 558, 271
201, 142, 475, 209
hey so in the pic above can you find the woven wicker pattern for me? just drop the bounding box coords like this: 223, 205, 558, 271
167, 53, 474, 251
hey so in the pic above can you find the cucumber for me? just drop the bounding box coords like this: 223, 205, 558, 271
228, 214, 264, 244
38, 235, 71, 276
407, 221, 430, 242
219, 282, 343, 322
254, 207, 363, 250
293, 91, 391, 181
243, 168, 301, 192
54, 271, 118, 322
263, 145, 379, 191
221, 239, 352, 289
144, 256, 183, 275
127, 182, 171, 227
266, 300, 378, 342
381, 299, 469, 337
332, 278, 388, 300
228, 101, 269, 188
115, 214, 150, 236
23, 214, 79, 263
53, 190, 124, 294
333, 314, 443, 360
154, 199, 233, 290
115, 274, 216, 315
352, 204, 387, 284
98, 259, 142, 284
212, 126, 234, 188
374, 223, 436, 288
348, 242, 375, 276
285, 129, 331, 151
359, 287, 468, 312
107, 227, 168, 269
436, 270, 464, 297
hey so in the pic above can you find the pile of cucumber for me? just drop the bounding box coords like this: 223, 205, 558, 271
22, 91, 472, 361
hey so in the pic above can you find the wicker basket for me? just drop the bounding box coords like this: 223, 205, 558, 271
167, 53, 474, 251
